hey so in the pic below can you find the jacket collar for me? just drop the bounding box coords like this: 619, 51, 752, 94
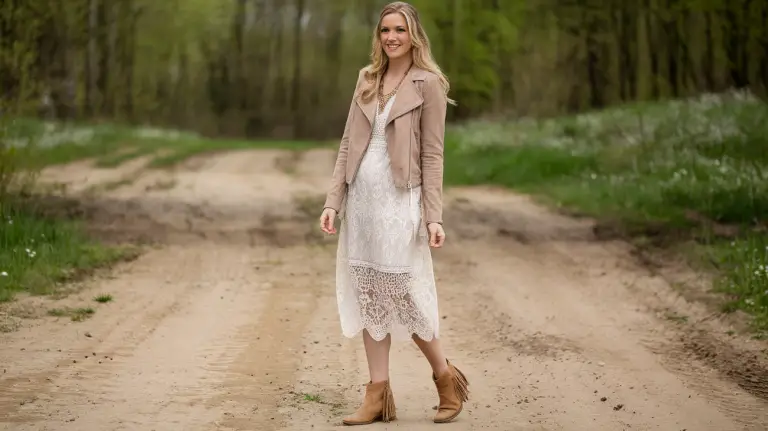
356, 65, 428, 126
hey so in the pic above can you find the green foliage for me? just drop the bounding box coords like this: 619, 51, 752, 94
4, 0, 768, 136
447, 91, 768, 331
713, 235, 768, 330
412, 0, 524, 114
444, 135, 599, 187
0, 143, 26, 198
0, 201, 135, 302
0, 108, 135, 305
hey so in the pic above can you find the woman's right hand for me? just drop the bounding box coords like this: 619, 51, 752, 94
320, 208, 337, 235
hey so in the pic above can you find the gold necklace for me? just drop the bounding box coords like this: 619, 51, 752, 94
378, 67, 410, 112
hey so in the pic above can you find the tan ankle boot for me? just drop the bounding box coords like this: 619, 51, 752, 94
342, 380, 396, 426
432, 360, 469, 423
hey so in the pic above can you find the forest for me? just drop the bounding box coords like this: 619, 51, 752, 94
1, 0, 766, 139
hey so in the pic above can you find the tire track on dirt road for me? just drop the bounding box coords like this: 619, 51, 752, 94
1, 148, 766, 430
1, 245, 274, 430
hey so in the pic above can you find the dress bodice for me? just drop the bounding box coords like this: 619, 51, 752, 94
369, 95, 396, 149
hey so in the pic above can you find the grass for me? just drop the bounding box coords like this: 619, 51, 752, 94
93, 293, 113, 303
445, 89, 768, 332
0, 200, 137, 302
48, 306, 95, 322
302, 393, 322, 403
293, 391, 345, 414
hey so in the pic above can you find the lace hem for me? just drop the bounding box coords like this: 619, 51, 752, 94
336, 256, 438, 342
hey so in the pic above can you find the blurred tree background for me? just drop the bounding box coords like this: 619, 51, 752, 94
1, 0, 766, 140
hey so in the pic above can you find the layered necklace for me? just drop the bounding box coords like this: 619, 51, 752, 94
378, 65, 411, 112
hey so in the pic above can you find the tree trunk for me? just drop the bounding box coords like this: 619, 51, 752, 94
325, 4, 343, 102
86, 0, 99, 116
291, 0, 305, 138
762, 2, 768, 92
233, 0, 247, 111
646, 0, 659, 98
725, 2, 747, 88
585, 7, 603, 108
665, 0, 679, 97
97, 0, 110, 116
704, 9, 715, 90
123, 0, 139, 121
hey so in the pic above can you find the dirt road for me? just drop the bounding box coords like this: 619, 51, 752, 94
1, 148, 767, 430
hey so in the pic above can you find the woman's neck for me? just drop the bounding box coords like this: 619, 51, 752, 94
386, 57, 413, 78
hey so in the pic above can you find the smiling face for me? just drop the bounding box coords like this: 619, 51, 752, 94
379, 12, 412, 61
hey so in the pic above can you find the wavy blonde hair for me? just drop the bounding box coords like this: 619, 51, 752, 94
358, 2, 456, 106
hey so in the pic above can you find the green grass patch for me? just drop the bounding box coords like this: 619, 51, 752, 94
711, 235, 768, 330
93, 293, 113, 303
446, 90, 768, 332
302, 393, 322, 403
0, 201, 138, 302
47, 306, 96, 322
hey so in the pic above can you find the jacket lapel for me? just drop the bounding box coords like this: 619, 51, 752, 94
356, 90, 377, 125
354, 67, 427, 127
385, 67, 426, 127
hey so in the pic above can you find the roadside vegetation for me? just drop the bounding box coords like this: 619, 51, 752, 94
444, 90, 768, 333
1, 119, 130, 305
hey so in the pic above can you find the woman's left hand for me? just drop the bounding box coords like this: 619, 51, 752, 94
427, 222, 446, 248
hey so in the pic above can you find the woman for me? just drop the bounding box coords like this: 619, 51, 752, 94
319, 1, 469, 426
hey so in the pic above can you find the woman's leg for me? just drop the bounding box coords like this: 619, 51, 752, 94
363, 329, 392, 382
411, 334, 449, 376
413, 334, 469, 423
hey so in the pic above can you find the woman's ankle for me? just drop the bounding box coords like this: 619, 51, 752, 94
370, 375, 390, 384
432, 360, 450, 377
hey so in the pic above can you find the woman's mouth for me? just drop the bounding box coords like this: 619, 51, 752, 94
386, 44, 400, 51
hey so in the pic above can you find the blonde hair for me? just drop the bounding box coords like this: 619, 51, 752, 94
358, 1, 456, 106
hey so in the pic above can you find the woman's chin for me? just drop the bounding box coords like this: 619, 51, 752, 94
385, 50, 410, 61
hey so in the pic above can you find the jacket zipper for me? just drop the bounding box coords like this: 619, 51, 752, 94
408, 105, 417, 239
407, 108, 413, 190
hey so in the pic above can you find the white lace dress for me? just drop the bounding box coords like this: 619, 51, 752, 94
336, 95, 440, 342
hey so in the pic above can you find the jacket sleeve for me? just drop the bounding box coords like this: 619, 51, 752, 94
420, 74, 448, 225
324, 70, 364, 212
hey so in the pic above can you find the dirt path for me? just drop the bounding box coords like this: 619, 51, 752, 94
1, 148, 767, 430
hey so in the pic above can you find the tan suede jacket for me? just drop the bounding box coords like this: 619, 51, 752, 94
323, 66, 448, 224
